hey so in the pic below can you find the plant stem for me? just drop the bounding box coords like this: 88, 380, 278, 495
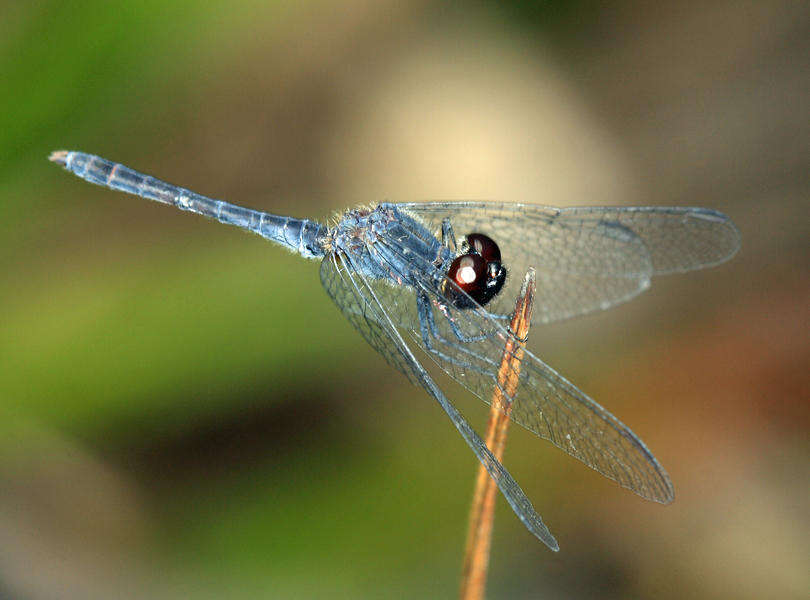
460, 268, 536, 600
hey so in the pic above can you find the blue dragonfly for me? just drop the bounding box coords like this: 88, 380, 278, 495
50, 150, 740, 550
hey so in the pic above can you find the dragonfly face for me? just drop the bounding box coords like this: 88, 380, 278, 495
443, 232, 507, 309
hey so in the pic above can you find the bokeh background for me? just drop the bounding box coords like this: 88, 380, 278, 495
1, 1, 807, 598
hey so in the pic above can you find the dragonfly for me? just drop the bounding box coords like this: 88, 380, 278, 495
49, 150, 740, 551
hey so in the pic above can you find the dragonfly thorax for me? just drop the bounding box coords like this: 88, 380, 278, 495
330, 204, 450, 287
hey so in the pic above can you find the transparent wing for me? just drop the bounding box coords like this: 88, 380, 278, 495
320, 254, 421, 387
320, 251, 559, 549
368, 229, 675, 504
398, 202, 741, 324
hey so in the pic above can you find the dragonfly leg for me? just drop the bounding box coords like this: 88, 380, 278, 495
416, 293, 498, 375
488, 312, 511, 321
435, 301, 494, 343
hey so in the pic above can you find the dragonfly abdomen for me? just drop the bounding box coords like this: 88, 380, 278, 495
49, 150, 327, 259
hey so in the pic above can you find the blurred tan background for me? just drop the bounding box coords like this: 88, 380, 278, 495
1, 1, 807, 598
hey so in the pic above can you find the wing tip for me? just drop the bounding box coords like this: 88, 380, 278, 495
655, 483, 676, 505
686, 207, 742, 265
649, 207, 741, 274
528, 519, 560, 551
643, 465, 675, 505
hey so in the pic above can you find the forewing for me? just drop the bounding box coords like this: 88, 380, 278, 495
400, 202, 740, 323
319, 252, 559, 549
371, 232, 675, 503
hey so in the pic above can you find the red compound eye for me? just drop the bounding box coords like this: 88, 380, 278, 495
443, 232, 506, 308
447, 254, 487, 294
466, 233, 501, 263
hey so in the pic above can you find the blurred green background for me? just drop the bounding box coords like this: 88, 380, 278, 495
1, 1, 807, 598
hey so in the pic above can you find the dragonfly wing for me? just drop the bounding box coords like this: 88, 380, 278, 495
320, 254, 421, 386
399, 202, 740, 324
370, 230, 675, 504
319, 251, 559, 549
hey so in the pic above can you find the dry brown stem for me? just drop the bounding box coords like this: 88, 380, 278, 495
459, 268, 536, 600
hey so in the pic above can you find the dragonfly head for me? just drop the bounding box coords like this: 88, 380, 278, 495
442, 233, 506, 309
